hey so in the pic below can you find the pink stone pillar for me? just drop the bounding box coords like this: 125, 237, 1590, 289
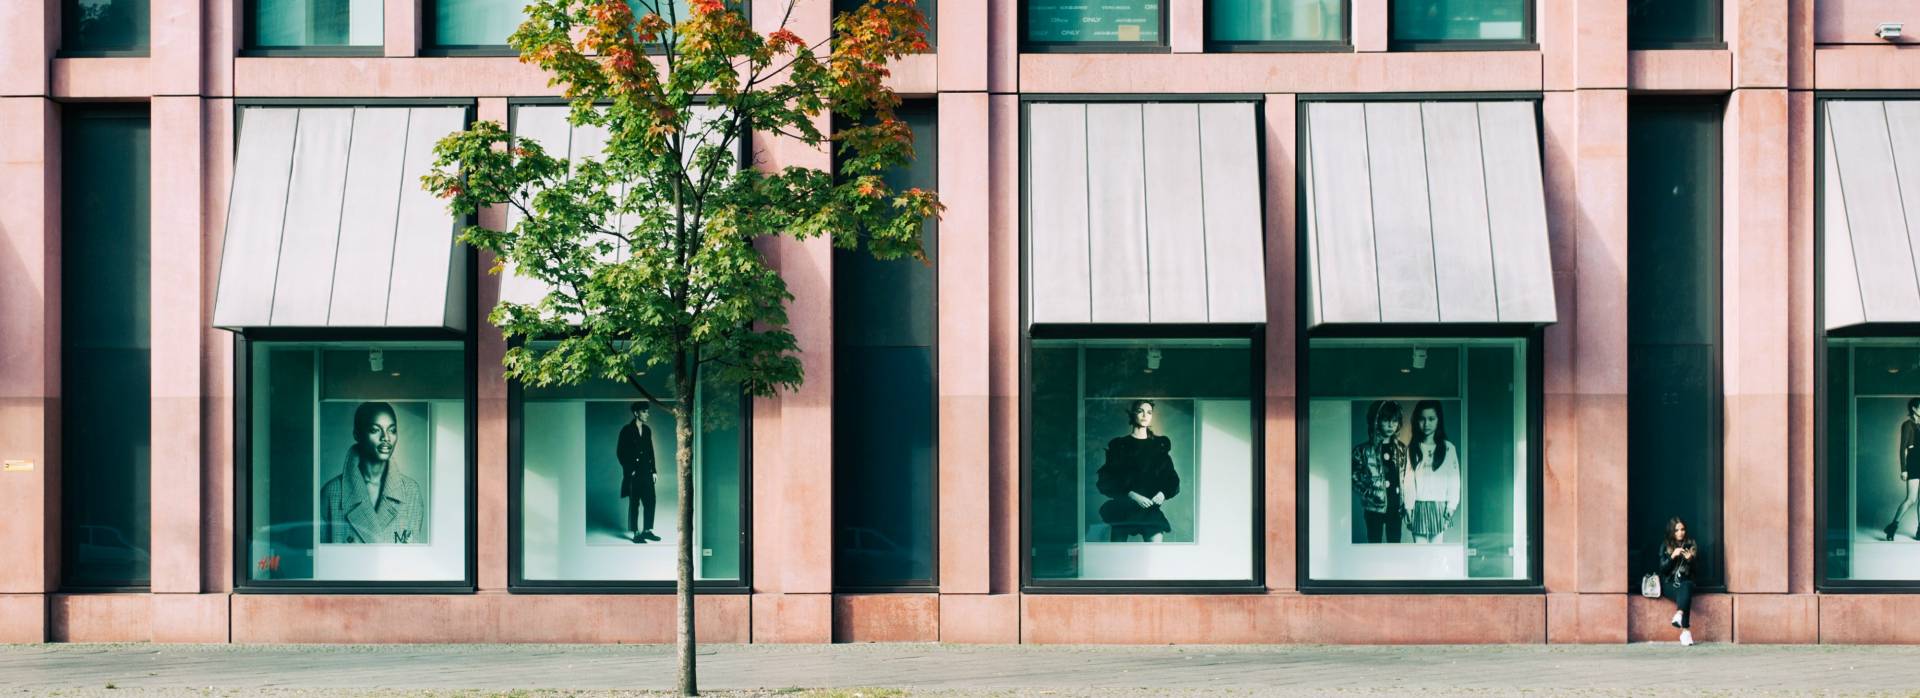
0, 0, 56, 96
200, 100, 237, 595
1722, 88, 1790, 595
935, 0, 987, 91
387, 0, 422, 58
476, 97, 510, 593
1542, 0, 1626, 92
938, 92, 991, 595
1263, 93, 1298, 591
1786, 89, 1815, 596
1351, 0, 1387, 52
751, 0, 834, 643
0, 98, 59, 643
150, 0, 204, 95
1169, 0, 1204, 53
987, 0, 1017, 93
987, 92, 1021, 599
1730, 0, 1789, 89
150, 97, 206, 598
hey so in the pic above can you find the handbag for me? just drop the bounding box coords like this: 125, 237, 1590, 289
1640, 572, 1663, 598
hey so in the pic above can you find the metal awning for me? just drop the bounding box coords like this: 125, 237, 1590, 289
212, 106, 469, 331
501, 104, 736, 308
1823, 100, 1920, 330
1024, 101, 1268, 325
1301, 100, 1556, 327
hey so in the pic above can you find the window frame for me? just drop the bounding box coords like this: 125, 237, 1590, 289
1626, 0, 1724, 51
1386, 0, 1537, 52
1018, 324, 1270, 594
503, 340, 756, 594
1813, 93, 1920, 593
241, 0, 387, 57
1020, 0, 1173, 54
829, 100, 941, 594
1203, 0, 1354, 53
1624, 95, 1727, 593
1294, 326, 1545, 593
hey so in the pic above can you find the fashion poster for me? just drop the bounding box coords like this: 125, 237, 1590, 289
583, 401, 681, 546
1853, 397, 1920, 541
315, 400, 433, 545
1347, 398, 1464, 545
1082, 398, 1197, 544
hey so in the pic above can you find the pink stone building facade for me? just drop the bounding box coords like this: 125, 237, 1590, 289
3, 0, 1918, 644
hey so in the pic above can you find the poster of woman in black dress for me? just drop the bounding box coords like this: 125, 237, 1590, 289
1090, 399, 1193, 543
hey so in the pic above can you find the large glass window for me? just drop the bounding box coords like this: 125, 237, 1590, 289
1390, 0, 1530, 47
513, 355, 746, 585
1026, 335, 1259, 587
60, 106, 151, 589
1305, 337, 1534, 584
243, 341, 469, 586
1627, 98, 1723, 589
1024, 0, 1164, 50
1209, 0, 1346, 47
1822, 338, 1920, 584
427, 0, 525, 49
62, 0, 149, 53
1628, 0, 1721, 49
833, 102, 937, 589
249, 0, 383, 50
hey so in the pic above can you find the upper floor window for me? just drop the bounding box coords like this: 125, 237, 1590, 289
427, 0, 526, 50
1627, 0, 1722, 49
1024, 0, 1166, 51
249, 0, 384, 52
1390, 0, 1532, 49
1209, 0, 1347, 49
62, 0, 149, 54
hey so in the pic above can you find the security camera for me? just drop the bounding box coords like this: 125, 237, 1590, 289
1877, 22, 1903, 40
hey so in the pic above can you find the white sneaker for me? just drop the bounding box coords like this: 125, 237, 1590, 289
1671, 611, 1683, 627
1680, 630, 1695, 646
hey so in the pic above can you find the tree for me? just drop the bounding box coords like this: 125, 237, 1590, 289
423, 1, 936, 694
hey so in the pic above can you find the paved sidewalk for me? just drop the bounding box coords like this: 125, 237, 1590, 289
5, 642, 1920, 697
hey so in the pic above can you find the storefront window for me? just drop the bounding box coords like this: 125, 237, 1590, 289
1027, 336, 1259, 586
1210, 0, 1346, 46
244, 341, 469, 585
1390, 0, 1529, 47
1628, 0, 1720, 48
1025, 0, 1164, 49
515, 349, 745, 584
1305, 337, 1533, 584
1823, 338, 1920, 583
250, 0, 383, 50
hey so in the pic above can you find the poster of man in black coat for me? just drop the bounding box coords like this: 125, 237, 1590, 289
618, 402, 661, 543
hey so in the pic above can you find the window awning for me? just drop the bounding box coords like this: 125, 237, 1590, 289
1301, 100, 1556, 327
212, 106, 470, 331
500, 104, 736, 308
1823, 100, 1920, 330
1024, 101, 1268, 325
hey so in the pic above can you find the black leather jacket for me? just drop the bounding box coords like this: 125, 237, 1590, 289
1657, 540, 1700, 582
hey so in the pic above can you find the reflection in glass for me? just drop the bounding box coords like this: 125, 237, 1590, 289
518, 352, 745, 582
1210, 0, 1344, 44
60, 107, 151, 588
1824, 339, 1920, 582
246, 342, 468, 583
63, 0, 150, 52
431, 0, 525, 47
252, 0, 384, 48
1628, 0, 1719, 47
1026, 0, 1163, 45
1306, 338, 1530, 582
1029, 338, 1256, 583
1391, 0, 1526, 43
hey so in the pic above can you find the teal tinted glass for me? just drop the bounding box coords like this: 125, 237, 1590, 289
1210, 0, 1345, 44
62, 0, 150, 52
517, 347, 746, 583
833, 103, 937, 588
1823, 339, 1920, 582
251, 0, 384, 48
1027, 0, 1163, 45
431, 0, 526, 46
1626, 99, 1723, 589
1628, 0, 1719, 47
60, 106, 152, 588
1391, 0, 1527, 44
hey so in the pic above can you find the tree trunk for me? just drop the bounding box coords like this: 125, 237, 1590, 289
674, 356, 698, 696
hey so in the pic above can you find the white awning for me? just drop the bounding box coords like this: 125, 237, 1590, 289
212, 106, 469, 331
1024, 101, 1268, 325
1301, 100, 1556, 327
1823, 100, 1920, 330
501, 104, 736, 308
